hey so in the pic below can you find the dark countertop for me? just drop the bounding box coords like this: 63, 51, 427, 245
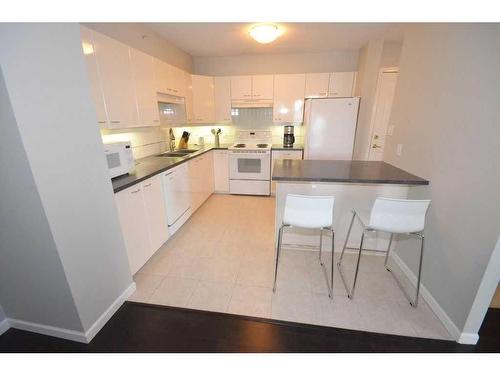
271, 144, 304, 151
272, 160, 429, 185
112, 146, 223, 193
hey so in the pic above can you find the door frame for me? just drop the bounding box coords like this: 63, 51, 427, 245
366, 66, 399, 160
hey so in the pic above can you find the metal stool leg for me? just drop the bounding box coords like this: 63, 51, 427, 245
384, 233, 394, 268
272, 224, 285, 293
338, 211, 355, 265
385, 233, 424, 307
329, 228, 335, 299
338, 228, 365, 299
318, 228, 324, 266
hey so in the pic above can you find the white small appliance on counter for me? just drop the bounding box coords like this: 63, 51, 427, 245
103, 141, 134, 179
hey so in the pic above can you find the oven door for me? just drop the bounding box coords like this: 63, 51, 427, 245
229, 151, 270, 180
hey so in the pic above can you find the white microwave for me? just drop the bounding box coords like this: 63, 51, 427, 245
104, 141, 134, 179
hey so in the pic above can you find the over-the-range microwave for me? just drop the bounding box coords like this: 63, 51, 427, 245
104, 141, 134, 179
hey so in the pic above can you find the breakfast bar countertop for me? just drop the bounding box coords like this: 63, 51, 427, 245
272, 160, 429, 185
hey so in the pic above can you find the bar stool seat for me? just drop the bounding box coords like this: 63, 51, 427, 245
273, 194, 335, 298
337, 197, 431, 307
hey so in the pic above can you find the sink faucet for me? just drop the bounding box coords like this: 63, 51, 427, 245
169, 128, 176, 151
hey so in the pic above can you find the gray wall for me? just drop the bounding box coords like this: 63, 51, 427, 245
384, 24, 500, 331
83, 22, 194, 72
0, 68, 83, 331
193, 50, 359, 76
0, 23, 133, 332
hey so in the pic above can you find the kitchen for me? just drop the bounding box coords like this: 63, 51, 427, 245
1, 19, 499, 355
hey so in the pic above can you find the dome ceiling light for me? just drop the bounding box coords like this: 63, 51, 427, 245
249, 23, 282, 44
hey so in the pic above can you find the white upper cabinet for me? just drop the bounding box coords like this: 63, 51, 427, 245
80, 26, 107, 126
214, 76, 232, 122
130, 48, 160, 127
230, 75, 252, 100
191, 75, 215, 124
184, 72, 194, 123
153, 59, 185, 96
252, 75, 274, 99
328, 72, 356, 97
305, 73, 330, 98
92, 32, 138, 128
273, 74, 306, 123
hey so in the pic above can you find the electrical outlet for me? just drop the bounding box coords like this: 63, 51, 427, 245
396, 144, 403, 156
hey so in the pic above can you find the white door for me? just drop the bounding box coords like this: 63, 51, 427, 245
93, 31, 138, 128
214, 76, 232, 122
142, 175, 169, 254
114, 185, 151, 275
328, 72, 356, 98
305, 73, 330, 98
130, 48, 160, 127
273, 74, 306, 123
368, 71, 399, 161
80, 26, 108, 127
230, 76, 252, 100
252, 75, 274, 100
213, 150, 229, 193
191, 75, 215, 123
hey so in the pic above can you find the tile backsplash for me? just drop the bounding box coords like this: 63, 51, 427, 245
100, 107, 304, 159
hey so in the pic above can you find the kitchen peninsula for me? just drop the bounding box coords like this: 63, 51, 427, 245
272, 160, 429, 251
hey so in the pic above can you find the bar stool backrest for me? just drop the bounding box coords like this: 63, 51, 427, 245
283, 194, 335, 229
369, 198, 431, 234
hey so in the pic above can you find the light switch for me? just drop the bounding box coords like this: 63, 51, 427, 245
396, 144, 403, 156
387, 125, 395, 136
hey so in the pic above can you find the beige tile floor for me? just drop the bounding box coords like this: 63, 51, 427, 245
129, 194, 451, 340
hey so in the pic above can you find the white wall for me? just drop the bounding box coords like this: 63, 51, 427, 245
380, 41, 402, 67
193, 50, 359, 76
384, 24, 500, 332
0, 23, 133, 335
82, 22, 193, 72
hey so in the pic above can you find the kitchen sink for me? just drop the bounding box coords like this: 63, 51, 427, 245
157, 149, 199, 158
172, 149, 198, 154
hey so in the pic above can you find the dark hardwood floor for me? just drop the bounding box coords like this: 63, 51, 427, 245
0, 302, 498, 352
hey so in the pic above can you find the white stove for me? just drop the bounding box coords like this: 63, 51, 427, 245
228, 130, 272, 196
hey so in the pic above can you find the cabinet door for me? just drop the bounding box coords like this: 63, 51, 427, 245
142, 175, 169, 253
305, 73, 330, 98
114, 185, 151, 275
184, 72, 194, 123
214, 76, 232, 122
213, 150, 229, 193
230, 75, 252, 100
271, 149, 303, 195
80, 26, 108, 127
273, 74, 306, 123
191, 75, 215, 123
252, 75, 274, 99
204, 151, 215, 199
93, 31, 138, 128
188, 156, 204, 212
170, 65, 185, 96
153, 58, 170, 94
130, 48, 160, 127
328, 72, 356, 97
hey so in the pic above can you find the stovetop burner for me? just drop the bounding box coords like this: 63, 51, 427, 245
233, 143, 246, 148
256, 144, 268, 148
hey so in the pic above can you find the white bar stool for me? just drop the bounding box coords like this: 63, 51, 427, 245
273, 194, 335, 299
337, 197, 431, 307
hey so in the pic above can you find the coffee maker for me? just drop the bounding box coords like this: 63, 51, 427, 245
283, 125, 295, 147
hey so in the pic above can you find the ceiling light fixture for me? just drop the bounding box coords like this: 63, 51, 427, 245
249, 23, 282, 44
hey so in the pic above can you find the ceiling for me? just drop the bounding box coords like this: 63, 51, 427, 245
147, 23, 405, 57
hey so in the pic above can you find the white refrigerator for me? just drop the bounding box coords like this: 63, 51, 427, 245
303, 97, 360, 160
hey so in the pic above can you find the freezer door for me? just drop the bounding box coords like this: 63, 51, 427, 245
304, 98, 360, 160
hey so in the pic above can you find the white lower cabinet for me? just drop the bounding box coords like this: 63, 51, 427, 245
142, 175, 169, 251
213, 150, 229, 193
115, 175, 169, 275
271, 149, 303, 195
189, 151, 214, 213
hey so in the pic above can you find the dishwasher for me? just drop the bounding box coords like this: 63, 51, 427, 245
162, 163, 191, 235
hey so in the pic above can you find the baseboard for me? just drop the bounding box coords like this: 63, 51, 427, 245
0, 318, 10, 336
83, 281, 136, 343
458, 332, 479, 345
8, 318, 88, 343
391, 253, 461, 342
6, 282, 136, 344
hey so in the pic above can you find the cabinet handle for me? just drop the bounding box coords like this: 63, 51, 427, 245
173, 89, 178, 93
253, 94, 261, 97
153, 120, 160, 123
111, 120, 121, 123
224, 118, 230, 121
319, 92, 327, 96
131, 189, 140, 194
98, 121, 106, 124
243, 94, 251, 97
143, 183, 152, 187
